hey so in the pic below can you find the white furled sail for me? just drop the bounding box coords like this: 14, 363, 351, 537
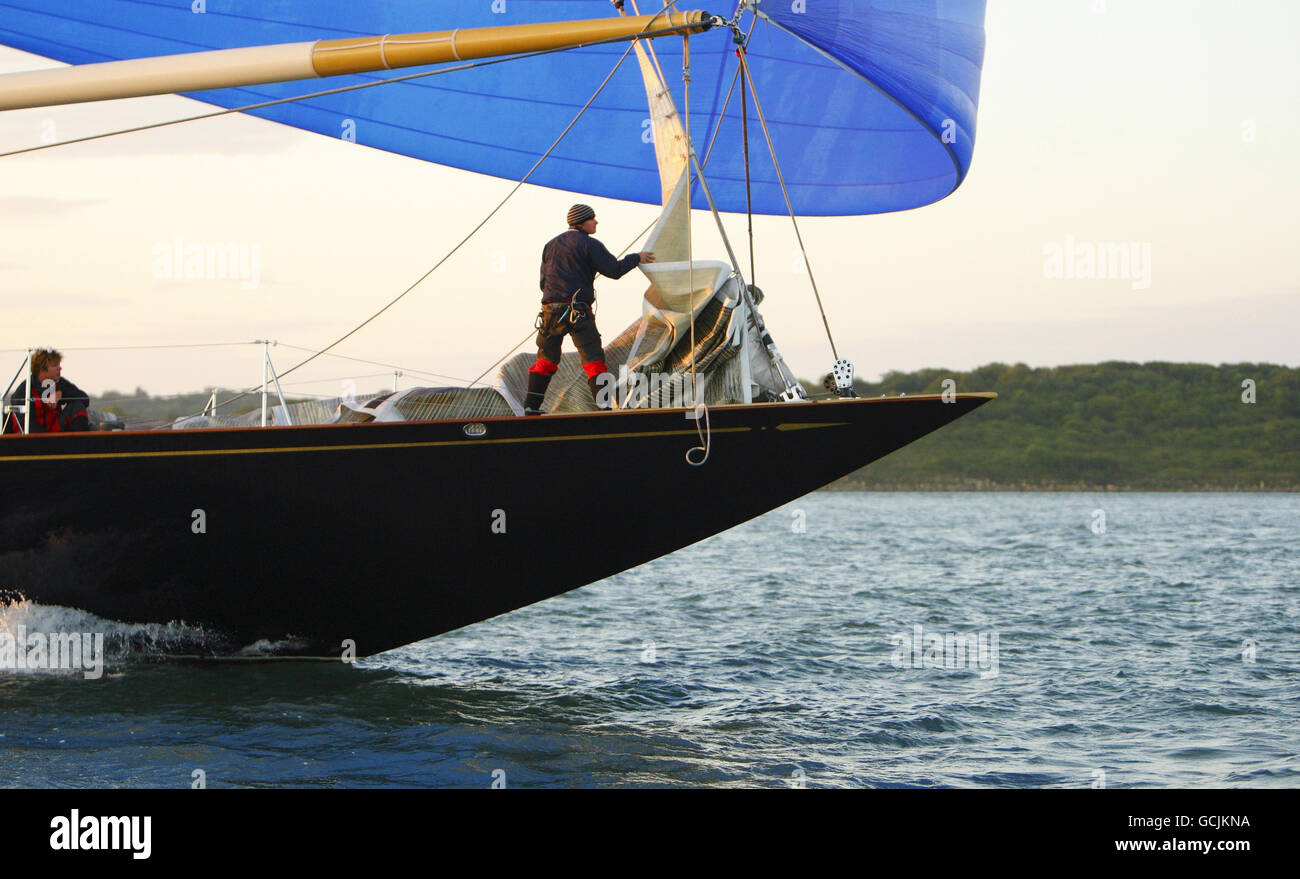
626, 30, 728, 377
634, 35, 689, 206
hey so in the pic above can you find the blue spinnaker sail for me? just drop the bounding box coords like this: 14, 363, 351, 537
0, 1, 986, 215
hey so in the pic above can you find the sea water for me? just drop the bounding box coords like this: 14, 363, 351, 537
1, 492, 1296, 788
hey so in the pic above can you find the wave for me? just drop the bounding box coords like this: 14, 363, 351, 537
0, 597, 218, 668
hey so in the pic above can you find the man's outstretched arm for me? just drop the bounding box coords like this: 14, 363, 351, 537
587, 237, 644, 280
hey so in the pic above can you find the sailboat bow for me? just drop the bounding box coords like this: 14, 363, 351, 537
0, 1, 992, 657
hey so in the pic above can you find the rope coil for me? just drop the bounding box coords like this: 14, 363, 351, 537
685, 402, 711, 466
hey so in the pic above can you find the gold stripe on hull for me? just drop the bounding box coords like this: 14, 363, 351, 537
0, 423, 769, 464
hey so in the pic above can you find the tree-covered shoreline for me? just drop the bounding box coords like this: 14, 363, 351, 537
814, 362, 1298, 491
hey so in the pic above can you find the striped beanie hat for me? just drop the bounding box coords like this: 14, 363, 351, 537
567, 204, 595, 227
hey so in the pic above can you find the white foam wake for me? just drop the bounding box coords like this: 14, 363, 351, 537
0, 597, 217, 667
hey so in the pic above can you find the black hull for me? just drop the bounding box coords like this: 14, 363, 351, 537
0, 394, 992, 657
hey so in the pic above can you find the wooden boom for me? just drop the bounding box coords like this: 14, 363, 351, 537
0, 11, 713, 111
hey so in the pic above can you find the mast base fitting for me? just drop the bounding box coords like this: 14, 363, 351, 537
832, 358, 857, 398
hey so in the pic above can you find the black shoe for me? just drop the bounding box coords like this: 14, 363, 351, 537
524, 371, 553, 416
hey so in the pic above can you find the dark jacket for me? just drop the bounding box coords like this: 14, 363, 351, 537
539, 229, 642, 305
6, 375, 90, 433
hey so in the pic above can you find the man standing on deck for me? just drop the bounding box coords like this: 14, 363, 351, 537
523, 204, 655, 415
4, 348, 91, 433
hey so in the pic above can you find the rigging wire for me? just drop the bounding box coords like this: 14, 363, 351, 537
682, 32, 712, 468
465, 329, 534, 390
738, 34, 755, 286
616, 12, 757, 260
734, 44, 840, 363
684, 33, 696, 409
0, 341, 257, 353
277, 373, 393, 387
183, 8, 675, 420
273, 343, 472, 385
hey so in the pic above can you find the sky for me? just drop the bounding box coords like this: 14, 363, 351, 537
0, 0, 1297, 399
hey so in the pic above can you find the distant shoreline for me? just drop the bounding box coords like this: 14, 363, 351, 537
821, 362, 1298, 492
